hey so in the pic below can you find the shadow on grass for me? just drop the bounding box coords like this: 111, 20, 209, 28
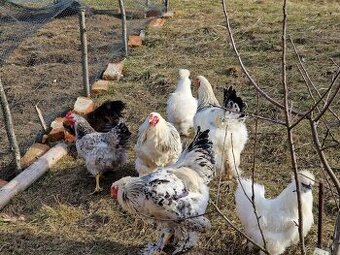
0, 231, 141, 255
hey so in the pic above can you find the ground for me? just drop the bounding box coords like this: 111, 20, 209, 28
0, 0, 339, 254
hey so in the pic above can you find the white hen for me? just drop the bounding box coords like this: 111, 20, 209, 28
135, 112, 182, 176
111, 128, 215, 255
235, 170, 315, 255
193, 76, 248, 179
167, 69, 198, 137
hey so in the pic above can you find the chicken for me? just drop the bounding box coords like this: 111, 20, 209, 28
193, 76, 248, 179
63, 100, 126, 136
235, 170, 315, 255
111, 128, 215, 255
87, 100, 126, 132
64, 111, 131, 194
135, 112, 182, 176
166, 69, 197, 137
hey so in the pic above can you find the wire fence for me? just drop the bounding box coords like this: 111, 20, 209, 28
0, 0, 166, 179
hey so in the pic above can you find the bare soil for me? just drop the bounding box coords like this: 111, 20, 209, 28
0, 13, 122, 178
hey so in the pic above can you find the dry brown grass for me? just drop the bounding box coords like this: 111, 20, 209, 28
0, 0, 339, 254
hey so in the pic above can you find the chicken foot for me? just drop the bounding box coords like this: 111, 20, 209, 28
89, 173, 103, 195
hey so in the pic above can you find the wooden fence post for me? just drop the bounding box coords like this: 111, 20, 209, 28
79, 7, 90, 97
0, 77, 21, 173
317, 182, 324, 249
118, 0, 128, 57
165, 0, 170, 12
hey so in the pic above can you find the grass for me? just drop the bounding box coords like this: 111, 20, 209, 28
0, 0, 339, 254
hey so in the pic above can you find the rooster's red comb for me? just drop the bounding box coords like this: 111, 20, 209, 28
65, 111, 75, 119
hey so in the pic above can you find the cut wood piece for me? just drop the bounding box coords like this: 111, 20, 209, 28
20, 143, 50, 169
0, 143, 68, 210
146, 9, 162, 18
41, 134, 49, 144
313, 248, 329, 255
74, 96, 95, 115
48, 127, 65, 142
91, 80, 110, 94
148, 18, 165, 28
162, 11, 174, 18
0, 179, 8, 188
128, 35, 143, 47
50, 117, 65, 129
102, 62, 124, 81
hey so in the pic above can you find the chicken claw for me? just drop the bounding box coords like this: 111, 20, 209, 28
89, 174, 103, 195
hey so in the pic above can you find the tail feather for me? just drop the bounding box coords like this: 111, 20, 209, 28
235, 178, 265, 226
174, 127, 215, 184
109, 122, 131, 148
87, 100, 126, 132
223, 86, 246, 114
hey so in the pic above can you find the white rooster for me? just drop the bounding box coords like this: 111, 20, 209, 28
64, 111, 131, 194
235, 170, 315, 255
111, 128, 215, 255
193, 76, 248, 179
135, 112, 182, 176
166, 69, 197, 137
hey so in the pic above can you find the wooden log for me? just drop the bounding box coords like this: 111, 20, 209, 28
0, 143, 68, 210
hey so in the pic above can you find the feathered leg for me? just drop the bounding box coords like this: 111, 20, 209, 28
172, 230, 198, 255
140, 228, 174, 255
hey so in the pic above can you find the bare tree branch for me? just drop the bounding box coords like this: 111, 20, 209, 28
313, 70, 340, 122
309, 119, 340, 195
281, 1, 305, 254
290, 69, 340, 129
220, 0, 304, 117
289, 37, 340, 121
211, 201, 270, 255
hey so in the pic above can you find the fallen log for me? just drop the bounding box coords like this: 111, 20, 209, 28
0, 142, 68, 210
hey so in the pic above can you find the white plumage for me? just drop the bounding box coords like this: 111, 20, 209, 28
111, 129, 215, 255
235, 170, 315, 255
135, 112, 182, 176
167, 69, 198, 137
193, 76, 248, 178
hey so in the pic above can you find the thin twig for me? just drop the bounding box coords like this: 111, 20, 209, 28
290, 37, 340, 121
281, 1, 305, 254
211, 201, 269, 254
220, 0, 304, 117
313, 70, 340, 122
34, 104, 47, 132
290, 69, 340, 129
231, 134, 268, 251
309, 119, 340, 195
216, 124, 228, 207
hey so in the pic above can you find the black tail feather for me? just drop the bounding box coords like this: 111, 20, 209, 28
187, 127, 216, 166
115, 122, 131, 148
223, 86, 246, 113
87, 100, 126, 132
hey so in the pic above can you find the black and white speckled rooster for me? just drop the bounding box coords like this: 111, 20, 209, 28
64, 111, 131, 194
111, 128, 215, 255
